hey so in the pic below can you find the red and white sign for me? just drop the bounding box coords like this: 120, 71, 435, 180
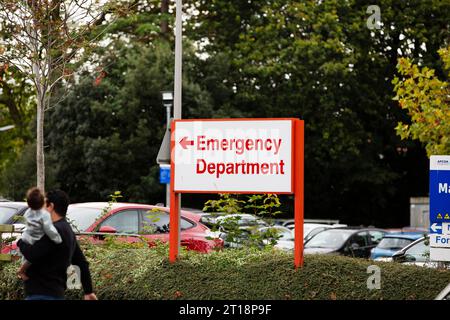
172, 119, 294, 193
169, 118, 304, 269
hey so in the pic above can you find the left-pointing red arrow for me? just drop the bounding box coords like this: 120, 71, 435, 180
179, 136, 194, 149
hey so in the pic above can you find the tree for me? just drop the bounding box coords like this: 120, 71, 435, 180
393, 46, 450, 156
0, 0, 121, 191
44, 40, 213, 202
187, 0, 450, 226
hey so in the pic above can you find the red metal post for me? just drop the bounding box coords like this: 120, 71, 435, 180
294, 119, 304, 269
169, 120, 179, 263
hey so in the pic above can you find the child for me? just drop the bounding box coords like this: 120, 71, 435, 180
17, 187, 62, 281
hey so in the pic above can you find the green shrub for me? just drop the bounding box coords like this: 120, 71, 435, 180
203, 193, 284, 248
1, 245, 449, 300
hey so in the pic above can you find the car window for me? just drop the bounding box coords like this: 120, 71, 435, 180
305, 229, 354, 249
349, 232, 368, 247
306, 227, 326, 241
368, 231, 385, 245
141, 210, 170, 233
141, 210, 195, 234
404, 239, 430, 262
180, 218, 195, 230
378, 237, 413, 250
99, 210, 139, 234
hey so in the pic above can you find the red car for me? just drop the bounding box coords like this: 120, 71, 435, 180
2, 202, 223, 255
66, 202, 222, 252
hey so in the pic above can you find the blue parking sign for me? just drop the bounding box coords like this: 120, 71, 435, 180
430, 156, 450, 232
429, 156, 450, 261
159, 164, 171, 184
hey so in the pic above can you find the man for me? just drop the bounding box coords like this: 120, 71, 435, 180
18, 190, 97, 300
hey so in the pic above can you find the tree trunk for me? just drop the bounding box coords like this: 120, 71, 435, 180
36, 95, 45, 193
161, 0, 169, 36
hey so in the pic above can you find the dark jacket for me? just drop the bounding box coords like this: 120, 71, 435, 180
18, 218, 93, 298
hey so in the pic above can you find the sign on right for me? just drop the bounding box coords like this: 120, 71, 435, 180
429, 155, 450, 261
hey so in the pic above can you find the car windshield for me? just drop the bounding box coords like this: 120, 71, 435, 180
0, 206, 18, 224
377, 237, 412, 250
305, 229, 354, 249
304, 225, 328, 239
66, 207, 102, 231
303, 225, 317, 236
404, 238, 430, 262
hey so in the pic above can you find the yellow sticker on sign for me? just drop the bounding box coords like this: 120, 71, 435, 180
445, 214, 450, 220
437, 213, 443, 219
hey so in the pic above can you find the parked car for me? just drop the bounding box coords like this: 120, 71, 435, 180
282, 219, 341, 230
199, 212, 231, 228
303, 227, 387, 258
0, 202, 27, 225
388, 236, 450, 269
258, 225, 295, 251
3, 202, 223, 255
303, 223, 348, 243
371, 232, 424, 260
385, 226, 428, 233
0, 203, 27, 253
390, 236, 431, 265
215, 213, 268, 228
206, 213, 269, 248
181, 207, 205, 215
67, 202, 223, 252
0, 202, 28, 239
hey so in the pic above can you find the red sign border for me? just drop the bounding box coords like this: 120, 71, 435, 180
172, 118, 295, 194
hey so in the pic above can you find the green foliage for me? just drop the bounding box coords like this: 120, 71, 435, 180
203, 193, 282, 217
244, 194, 283, 217
203, 193, 246, 215
98, 191, 123, 222
2, 245, 450, 300
393, 46, 450, 156
101, 235, 147, 249
89, 0, 172, 44
43, 39, 213, 203
187, 0, 450, 226
0, 65, 35, 183
203, 194, 283, 249
141, 208, 167, 234
1, 0, 449, 229
0, 142, 59, 200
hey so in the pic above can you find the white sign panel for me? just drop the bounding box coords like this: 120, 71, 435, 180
430, 247, 450, 262
173, 119, 294, 193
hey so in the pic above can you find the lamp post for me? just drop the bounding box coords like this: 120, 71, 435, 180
161, 91, 173, 207
170, 0, 182, 262
162, 91, 173, 128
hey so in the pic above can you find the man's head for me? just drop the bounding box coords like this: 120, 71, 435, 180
45, 190, 70, 217
26, 187, 44, 210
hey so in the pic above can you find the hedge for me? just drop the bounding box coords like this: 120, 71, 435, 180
1, 244, 449, 300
